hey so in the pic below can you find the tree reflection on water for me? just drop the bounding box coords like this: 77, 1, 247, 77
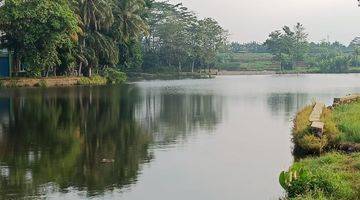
0, 85, 223, 198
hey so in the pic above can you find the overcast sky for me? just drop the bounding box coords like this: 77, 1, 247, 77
169, 0, 360, 44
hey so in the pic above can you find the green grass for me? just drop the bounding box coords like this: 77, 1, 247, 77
222, 53, 321, 72
231, 52, 274, 62
282, 152, 360, 200
278, 67, 321, 74
292, 105, 340, 154
221, 53, 280, 71
77, 75, 107, 85
288, 102, 360, 200
333, 101, 360, 143
294, 101, 360, 150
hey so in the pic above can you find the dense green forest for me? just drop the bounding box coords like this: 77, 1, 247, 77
0, 0, 228, 79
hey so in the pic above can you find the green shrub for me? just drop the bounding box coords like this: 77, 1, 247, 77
309, 53, 351, 73
102, 68, 127, 84
78, 75, 107, 85
25, 66, 42, 77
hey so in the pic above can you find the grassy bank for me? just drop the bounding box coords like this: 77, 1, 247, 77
283, 100, 360, 199
281, 152, 360, 200
0, 68, 127, 88
293, 101, 360, 154
0, 71, 210, 88
333, 101, 360, 143
221, 53, 280, 71
77, 75, 108, 85
126, 72, 214, 81
0, 76, 108, 88
292, 105, 339, 154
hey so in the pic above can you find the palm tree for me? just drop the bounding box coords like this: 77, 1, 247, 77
113, 0, 149, 43
75, 0, 116, 76
112, 0, 149, 69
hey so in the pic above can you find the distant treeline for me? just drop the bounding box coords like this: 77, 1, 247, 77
0, 0, 228, 78
231, 39, 358, 54
229, 24, 360, 73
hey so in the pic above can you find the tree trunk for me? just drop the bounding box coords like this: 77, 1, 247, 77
78, 38, 86, 76
13, 50, 21, 76
191, 61, 195, 73
178, 61, 182, 72
78, 62, 82, 76
88, 67, 92, 77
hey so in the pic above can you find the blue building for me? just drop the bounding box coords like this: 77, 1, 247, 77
0, 49, 11, 77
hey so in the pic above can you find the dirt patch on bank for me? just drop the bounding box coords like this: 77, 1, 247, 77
0, 77, 85, 87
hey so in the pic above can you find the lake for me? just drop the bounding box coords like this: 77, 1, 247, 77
1, 74, 360, 199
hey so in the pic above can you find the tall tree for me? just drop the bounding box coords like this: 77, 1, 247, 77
112, 0, 149, 69
141, 1, 228, 73
75, 0, 117, 76
0, 0, 79, 76
265, 23, 308, 70
195, 18, 228, 71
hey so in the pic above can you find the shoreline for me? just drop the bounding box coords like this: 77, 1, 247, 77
3, 71, 360, 88
0, 72, 212, 88
219, 70, 360, 75
0, 76, 107, 88
126, 72, 214, 82
281, 96, 360, 199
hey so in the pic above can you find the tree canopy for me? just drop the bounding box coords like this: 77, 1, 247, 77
141, 1, 228, 73
0, 0, 229, 77
264, 23, 308, 70
0, 0, 79, 76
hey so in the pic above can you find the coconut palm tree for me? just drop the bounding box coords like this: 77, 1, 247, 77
111, 0, 149, 69
113, 0, 149, 43
75, 0, 117, 76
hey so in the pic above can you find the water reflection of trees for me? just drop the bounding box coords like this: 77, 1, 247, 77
0, 85, 224, 198
0, 86, 153, 198
137, 91, 224, 145
266, 93, 309, 119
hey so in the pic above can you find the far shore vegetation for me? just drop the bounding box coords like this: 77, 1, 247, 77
225, 30, 360, 74
2, 1, 360, 87
0, 0, 228, 85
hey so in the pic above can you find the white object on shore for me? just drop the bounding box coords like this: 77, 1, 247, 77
309, 102, 325, 122
309, 102, 325, 137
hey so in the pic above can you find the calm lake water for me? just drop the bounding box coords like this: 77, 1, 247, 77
1, 74, 360, 199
